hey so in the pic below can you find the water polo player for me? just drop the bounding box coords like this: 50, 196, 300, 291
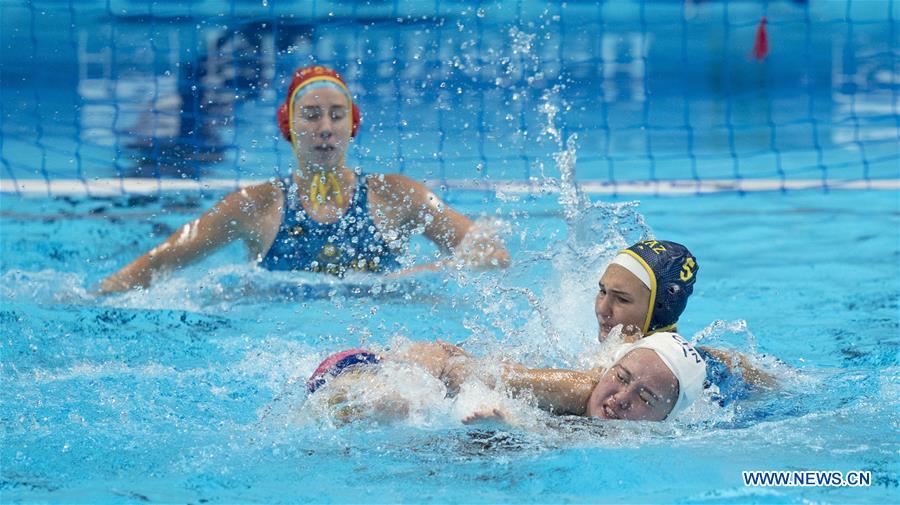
592, 239, 772, 400
595, 239, 697, 342
100, 65, 509, 293
306, 332, 707, 423
584, 332, 707, 421
463, 240, 768, 411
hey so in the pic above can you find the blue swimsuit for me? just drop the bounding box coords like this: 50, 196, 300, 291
698, 347, 754, 407
258, 175, 402, 275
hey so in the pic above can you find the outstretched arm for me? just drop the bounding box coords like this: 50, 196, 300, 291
98, 183, 281, 294
499, 365, 597, 416
313, 341, 598, 422
428, 341, 597, 416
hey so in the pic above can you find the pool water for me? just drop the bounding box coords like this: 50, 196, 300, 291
2, 0, 899, 502
2, 188, 898, 503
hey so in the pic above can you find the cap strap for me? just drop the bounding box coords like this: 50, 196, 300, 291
611, 252, 652, 289
287, 75, 354, 147
614, 250, 657, 334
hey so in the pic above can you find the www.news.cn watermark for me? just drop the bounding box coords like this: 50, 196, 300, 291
743, 471, 872, 487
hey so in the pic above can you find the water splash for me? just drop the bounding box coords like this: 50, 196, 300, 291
0, 269, 92, 304
503, 27, 540, 88
439, 52, 654, 370
690, 319, 759, 353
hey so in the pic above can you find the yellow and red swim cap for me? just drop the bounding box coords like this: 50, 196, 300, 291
276, 65, 361, 140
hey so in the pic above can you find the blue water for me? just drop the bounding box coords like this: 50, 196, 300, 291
2, 0, 899, 503
2, 189, 898, 503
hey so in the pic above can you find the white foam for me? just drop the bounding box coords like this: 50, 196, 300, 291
0, 269, 92, 304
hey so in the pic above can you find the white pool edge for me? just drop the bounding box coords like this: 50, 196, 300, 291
1, 177, 898, 197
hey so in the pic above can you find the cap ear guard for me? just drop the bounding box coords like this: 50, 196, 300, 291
276, 102, 291, 140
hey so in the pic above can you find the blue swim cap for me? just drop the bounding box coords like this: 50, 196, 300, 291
614, 240, 698, 335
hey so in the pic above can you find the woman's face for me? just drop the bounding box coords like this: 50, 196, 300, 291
291, 86, 351, 167
594, 264, 651, 341
586, 348, 679, 421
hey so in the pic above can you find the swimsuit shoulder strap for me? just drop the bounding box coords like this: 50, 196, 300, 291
353, 172, 370, 207
276, 175, 301, 218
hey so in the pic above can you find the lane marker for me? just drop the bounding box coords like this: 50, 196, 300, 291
1, 177, 898, 196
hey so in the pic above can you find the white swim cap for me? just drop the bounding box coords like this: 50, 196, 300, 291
613, 332, 707, 419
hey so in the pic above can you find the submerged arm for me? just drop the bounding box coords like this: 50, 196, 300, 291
700, 346, 777, 389
373, 174, 511, 271
315, 342, 462, 424
320, 370, 412, 424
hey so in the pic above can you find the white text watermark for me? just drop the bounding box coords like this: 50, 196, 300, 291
743, 470, 871, 487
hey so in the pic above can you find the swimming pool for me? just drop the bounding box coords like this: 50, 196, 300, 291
2, 0, 899, 503
2, 188, 898, 503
